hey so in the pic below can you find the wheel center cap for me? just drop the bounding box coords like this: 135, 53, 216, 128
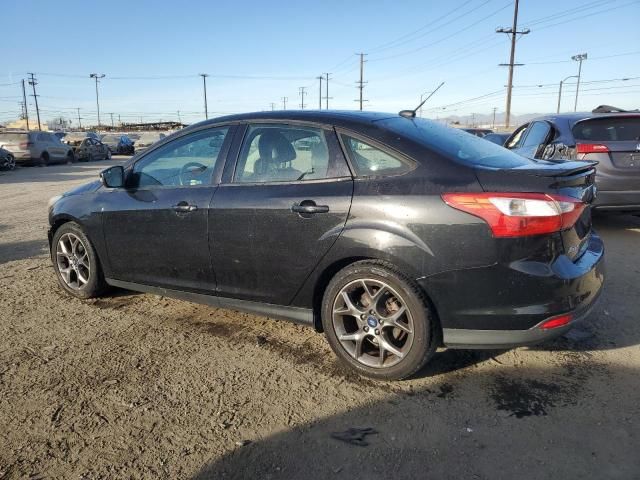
366, 316, 378, 328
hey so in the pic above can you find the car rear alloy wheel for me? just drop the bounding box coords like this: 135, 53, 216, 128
322, 261, 438, 380
332, 279, 414, 368
52, 222, 106, 298
7, 154, 15, 170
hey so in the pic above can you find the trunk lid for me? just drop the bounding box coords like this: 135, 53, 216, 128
474, 160, 597, 261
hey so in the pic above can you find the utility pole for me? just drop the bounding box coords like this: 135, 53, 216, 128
299, 87, 307, 109
270, 102, 277, 111
317, 76, 323, 109
199, 73, 209, 119
496, 0, 529, 129
323, 73, 331, 109
492, 107, 497, 129
177, 110, 181, 123
21, 79, 29, 130
109, 113, 115, 128
76, 108, 82, 129
27, 73, 41, 131
571, 53, 587, 111
282, 96, 288, 110
355, 53, 368, 110
118, 114, 121, 125
89, 73, 105, 128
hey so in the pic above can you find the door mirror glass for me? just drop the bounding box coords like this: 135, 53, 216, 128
100, 165, 125, 188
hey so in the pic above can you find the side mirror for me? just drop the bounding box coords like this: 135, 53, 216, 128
100, 165, 125, 188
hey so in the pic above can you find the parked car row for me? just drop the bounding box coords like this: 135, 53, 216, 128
0, 130, 169, 168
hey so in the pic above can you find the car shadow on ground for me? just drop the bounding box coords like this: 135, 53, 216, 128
191, 362, 640, 480
0, 239, 48, 265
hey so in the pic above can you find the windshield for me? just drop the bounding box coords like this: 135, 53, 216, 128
573, 116, 640, 142
378, 117, 534, 168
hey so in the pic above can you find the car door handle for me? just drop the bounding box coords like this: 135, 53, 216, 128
291, 202, 330, 214
172, 202, 198, 212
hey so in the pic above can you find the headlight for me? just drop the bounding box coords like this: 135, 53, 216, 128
47, 195, 62, 208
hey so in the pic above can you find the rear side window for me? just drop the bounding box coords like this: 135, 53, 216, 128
521, 122, 551, 148
573, 117, 640, 141
341, 135, 414, 176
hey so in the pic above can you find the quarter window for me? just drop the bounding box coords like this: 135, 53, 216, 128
341, 135, 413, 176
131, 127, 229, 188
235, 125, 334, 183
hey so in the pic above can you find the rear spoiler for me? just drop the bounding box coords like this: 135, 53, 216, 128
511, 160, 597, 178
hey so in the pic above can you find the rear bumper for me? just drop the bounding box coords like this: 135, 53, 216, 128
420, 231, 605, 348
11, 151, 32, 162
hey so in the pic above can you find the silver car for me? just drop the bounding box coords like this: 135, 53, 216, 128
506, 110, 640, 212
0, 131, 75, 166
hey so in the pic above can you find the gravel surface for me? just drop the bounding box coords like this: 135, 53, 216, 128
1, 160, 639, 479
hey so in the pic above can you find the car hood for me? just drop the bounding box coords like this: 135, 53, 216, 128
63, 179, 102, 196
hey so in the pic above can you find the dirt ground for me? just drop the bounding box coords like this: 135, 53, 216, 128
0, 160, 639, 480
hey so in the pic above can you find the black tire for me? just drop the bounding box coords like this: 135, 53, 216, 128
106, 149, 112, 160
87, 152, 94, 162
39, 152, 49, 167
7, 154, 15, 170
322, 260, 439, 381
67, 151, 76, 164
51, 222, 107, 299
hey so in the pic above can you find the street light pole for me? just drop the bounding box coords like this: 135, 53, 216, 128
571, 53, 587, 112
89, 73, 105, 128
557, 75, 578, 113
199, 73, 209, 119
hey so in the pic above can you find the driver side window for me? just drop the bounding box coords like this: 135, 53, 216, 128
131, 127, 229, 188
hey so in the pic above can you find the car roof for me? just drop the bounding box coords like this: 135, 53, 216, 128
185, 110, 398, 131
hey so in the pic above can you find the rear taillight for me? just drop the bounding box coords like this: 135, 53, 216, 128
441, 193, 586, 238
576, 143, 609, 154
19, 142, 33, 149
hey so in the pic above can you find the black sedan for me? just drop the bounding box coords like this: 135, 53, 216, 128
47, 111, 604, 380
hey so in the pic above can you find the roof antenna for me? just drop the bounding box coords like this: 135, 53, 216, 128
399, 82, 445, 118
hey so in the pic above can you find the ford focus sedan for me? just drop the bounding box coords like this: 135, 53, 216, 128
48, 111, 604, 380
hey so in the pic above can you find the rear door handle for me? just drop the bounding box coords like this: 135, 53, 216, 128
172, 202, 198, 212
291, 202, 330, 214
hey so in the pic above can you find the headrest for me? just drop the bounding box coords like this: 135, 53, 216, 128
258, 130, 296, 164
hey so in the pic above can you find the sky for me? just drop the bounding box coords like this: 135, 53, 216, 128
1, 0, 639, 126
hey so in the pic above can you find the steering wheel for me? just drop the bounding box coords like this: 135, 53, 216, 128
179, 162, 208, 186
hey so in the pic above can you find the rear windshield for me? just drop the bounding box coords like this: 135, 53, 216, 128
377, 117, 534, 168
572, 117, 640, 142
0, 133, 28, 142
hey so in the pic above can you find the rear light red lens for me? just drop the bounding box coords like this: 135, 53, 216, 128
539, 313, 573, 330
441, 193, 585, 238
18, 142, 32, 149
576, 143, 609, 154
